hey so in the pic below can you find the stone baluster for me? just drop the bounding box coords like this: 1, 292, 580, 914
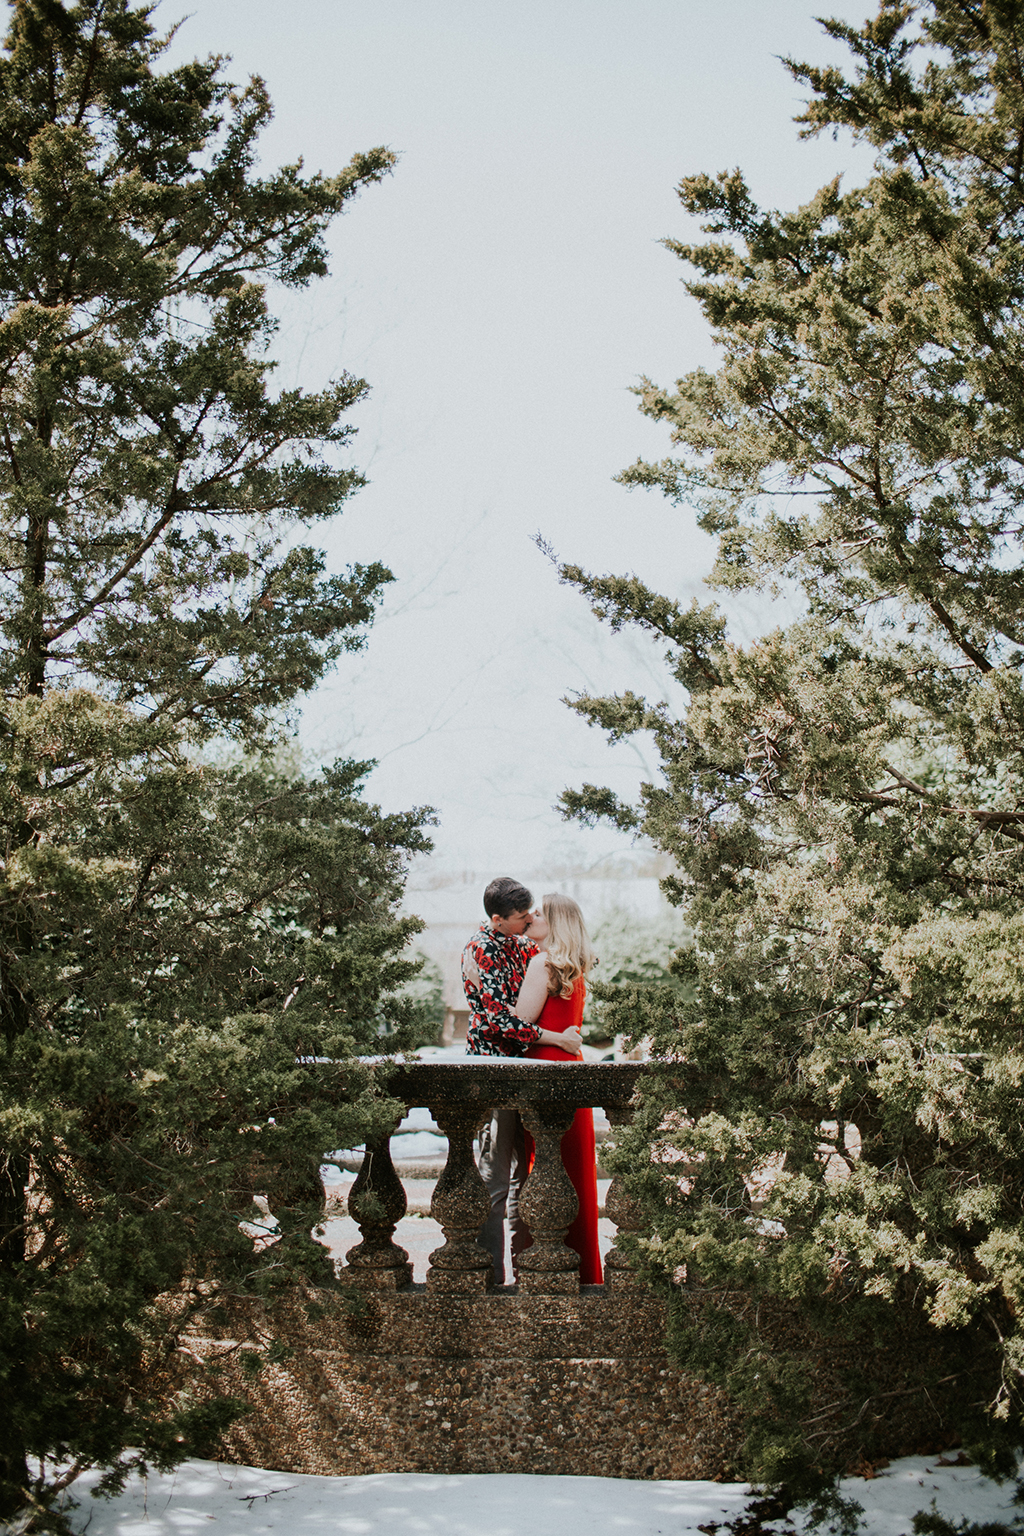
517, 1102, 579, 1295
343, 1124, 412, 1289
425, 1104, 493, 1293
600, 1102, 647, 1289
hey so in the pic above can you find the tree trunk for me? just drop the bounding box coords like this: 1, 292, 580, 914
0, 1149, 30, 1521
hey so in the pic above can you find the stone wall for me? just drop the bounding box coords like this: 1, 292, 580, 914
174, 1286, 745, 1480
165, 1280, 979, 1481
160, 1060, 981, 1481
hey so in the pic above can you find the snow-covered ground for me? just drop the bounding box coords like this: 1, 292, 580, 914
59, 1455, 1019, 1536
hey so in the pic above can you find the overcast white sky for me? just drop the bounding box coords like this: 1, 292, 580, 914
166, 0, 874, 876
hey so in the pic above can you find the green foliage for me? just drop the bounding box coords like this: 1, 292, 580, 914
591, 904, 693, 986
692, 1486, 865, 1536
584, 904, 693, 1044
559, 0, 1024, 1493
0, 0, 428, 1523
395, 950, 446, 1048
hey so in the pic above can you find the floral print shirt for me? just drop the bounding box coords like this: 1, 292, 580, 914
462, 922, 540, 1056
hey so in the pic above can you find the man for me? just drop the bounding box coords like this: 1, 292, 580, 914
462, 876, 582, 1284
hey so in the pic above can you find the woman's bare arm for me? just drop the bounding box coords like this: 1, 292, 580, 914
513, 954, 550, 1023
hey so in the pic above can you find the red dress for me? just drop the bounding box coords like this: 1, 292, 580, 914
522, 977, 603, 1284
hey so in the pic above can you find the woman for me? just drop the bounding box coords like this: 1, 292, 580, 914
512, 892, 602, 1284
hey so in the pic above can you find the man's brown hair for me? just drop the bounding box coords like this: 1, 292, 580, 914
483, 876, 532, 919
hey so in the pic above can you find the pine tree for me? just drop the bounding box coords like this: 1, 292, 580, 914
0, 1, 429, 1522
560, 0, 1024, 1486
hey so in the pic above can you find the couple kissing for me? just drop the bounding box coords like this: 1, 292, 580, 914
461, 876, 601, 1287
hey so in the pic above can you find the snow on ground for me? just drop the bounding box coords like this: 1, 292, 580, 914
60, 1455, 1019, 1536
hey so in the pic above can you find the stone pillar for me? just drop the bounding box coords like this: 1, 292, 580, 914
601, 1103, 647, 1289
426, 1104, 493, 1294
344, 1127, 412, 1290
517, 1102, 579, 1295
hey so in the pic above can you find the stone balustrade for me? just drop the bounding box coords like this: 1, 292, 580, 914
169, 1058, 965, 1480
342, 1060, 647, 1294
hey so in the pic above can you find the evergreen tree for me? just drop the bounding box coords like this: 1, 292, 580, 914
0, 1, 429, 1523
584, 905, 692, 1044
559, 0, 1024, 1485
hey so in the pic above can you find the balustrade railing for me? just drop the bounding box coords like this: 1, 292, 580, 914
340, 1061, 647, 1294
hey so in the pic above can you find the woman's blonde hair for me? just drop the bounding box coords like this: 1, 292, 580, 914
542, 892, 597, 998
